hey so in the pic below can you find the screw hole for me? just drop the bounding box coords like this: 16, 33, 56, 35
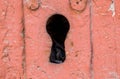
76, 1, 79, 4
76, 0, 82, 4
46, 14, 70, 64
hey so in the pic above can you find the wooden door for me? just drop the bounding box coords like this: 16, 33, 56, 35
23, 0, 91, 79
0, 0, 120, 79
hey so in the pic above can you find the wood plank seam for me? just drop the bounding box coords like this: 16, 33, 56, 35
89, 0, 94, 79
22, 0, 27, 79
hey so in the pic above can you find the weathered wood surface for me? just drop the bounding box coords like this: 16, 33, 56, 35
92, 0, 120, 79
0, 0, 120, 79
0, 0, 24, 79
24, 0, 91, 79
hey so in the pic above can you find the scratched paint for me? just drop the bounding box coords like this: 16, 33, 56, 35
107, 72, 120, 79
108, 0, 115, 17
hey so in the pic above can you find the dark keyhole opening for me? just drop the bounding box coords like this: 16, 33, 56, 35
46, 14, 70, 64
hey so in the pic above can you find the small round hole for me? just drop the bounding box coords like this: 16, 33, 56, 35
76, 1, 79, 4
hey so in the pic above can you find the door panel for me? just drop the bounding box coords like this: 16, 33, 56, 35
24, 0, 91, 79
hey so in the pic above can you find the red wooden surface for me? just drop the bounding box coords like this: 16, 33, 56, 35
92, 0, 120, 79
24, 0, 91, 79
0, 0, 24, 79
0, 0, 120, 79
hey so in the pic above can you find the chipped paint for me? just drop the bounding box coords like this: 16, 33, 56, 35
108, 0, 115, 17
105, 72, 120, 79
40, 5, 56, 11
24, 0, 40, 10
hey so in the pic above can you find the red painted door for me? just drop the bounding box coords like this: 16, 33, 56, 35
0, 0, 24, 79
24, 0, 91, 79
0, 0, 120, 79
92, 0, 120, 79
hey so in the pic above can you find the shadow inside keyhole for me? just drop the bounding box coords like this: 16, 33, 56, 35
46, 14, 70, 64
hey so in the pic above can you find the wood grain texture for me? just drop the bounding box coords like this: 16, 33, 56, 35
92, 0, 120, 79
0, 0, 120, 79
24, 0, 91, 79
0, 0, 24, 79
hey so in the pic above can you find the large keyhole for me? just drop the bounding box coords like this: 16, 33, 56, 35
46, 14, 70, 64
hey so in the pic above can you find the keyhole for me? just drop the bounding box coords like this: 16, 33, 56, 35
46, 14, 70, 64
